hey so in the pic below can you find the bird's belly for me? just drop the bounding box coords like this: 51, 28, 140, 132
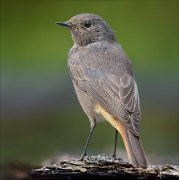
73, 82, 104, 123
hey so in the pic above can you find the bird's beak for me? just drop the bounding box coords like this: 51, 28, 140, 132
56, 21, 71, 27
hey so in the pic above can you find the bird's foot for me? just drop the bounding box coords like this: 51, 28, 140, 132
79, 152, 86, 161
112, 152, 117, 160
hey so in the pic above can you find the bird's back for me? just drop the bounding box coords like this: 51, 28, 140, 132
68, 41, 133, 82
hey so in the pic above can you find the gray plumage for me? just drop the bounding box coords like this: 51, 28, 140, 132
57, 13, 147, 167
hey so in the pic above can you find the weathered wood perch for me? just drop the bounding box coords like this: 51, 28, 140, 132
31, 154, 179, 179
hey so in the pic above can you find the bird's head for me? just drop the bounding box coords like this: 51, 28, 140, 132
56, 13, 116, 46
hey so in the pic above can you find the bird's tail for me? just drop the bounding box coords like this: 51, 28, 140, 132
95, 103, 147, 167
120, 126, 147, 168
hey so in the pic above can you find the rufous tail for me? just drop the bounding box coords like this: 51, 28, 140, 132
94, 104, 147, 167
119, 125, 147, 168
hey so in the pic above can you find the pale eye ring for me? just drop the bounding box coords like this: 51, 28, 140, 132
84, 21, 92, 28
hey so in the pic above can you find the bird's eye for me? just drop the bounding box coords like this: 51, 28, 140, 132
84, 21, 92, 28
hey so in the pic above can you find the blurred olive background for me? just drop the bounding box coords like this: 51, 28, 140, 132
1, 1, 178, 166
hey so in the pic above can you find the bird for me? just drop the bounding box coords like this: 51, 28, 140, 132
56, 13, 147, 167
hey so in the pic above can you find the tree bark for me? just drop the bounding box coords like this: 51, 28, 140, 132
31, 154, 179, 180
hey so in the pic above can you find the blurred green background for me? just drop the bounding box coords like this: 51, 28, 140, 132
1, 1, 178, 166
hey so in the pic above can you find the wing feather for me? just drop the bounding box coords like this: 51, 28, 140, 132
68, 46, 141, 136
76, 71, 141, 136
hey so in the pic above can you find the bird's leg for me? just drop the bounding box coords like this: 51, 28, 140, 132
112, 129, 118, 159
80, 122, 96, 160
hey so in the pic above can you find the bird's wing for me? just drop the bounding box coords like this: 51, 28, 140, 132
90, 74, 140, 135
69, 51, 141, 136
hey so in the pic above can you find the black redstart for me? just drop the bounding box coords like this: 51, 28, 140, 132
56, 13, 147, 167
